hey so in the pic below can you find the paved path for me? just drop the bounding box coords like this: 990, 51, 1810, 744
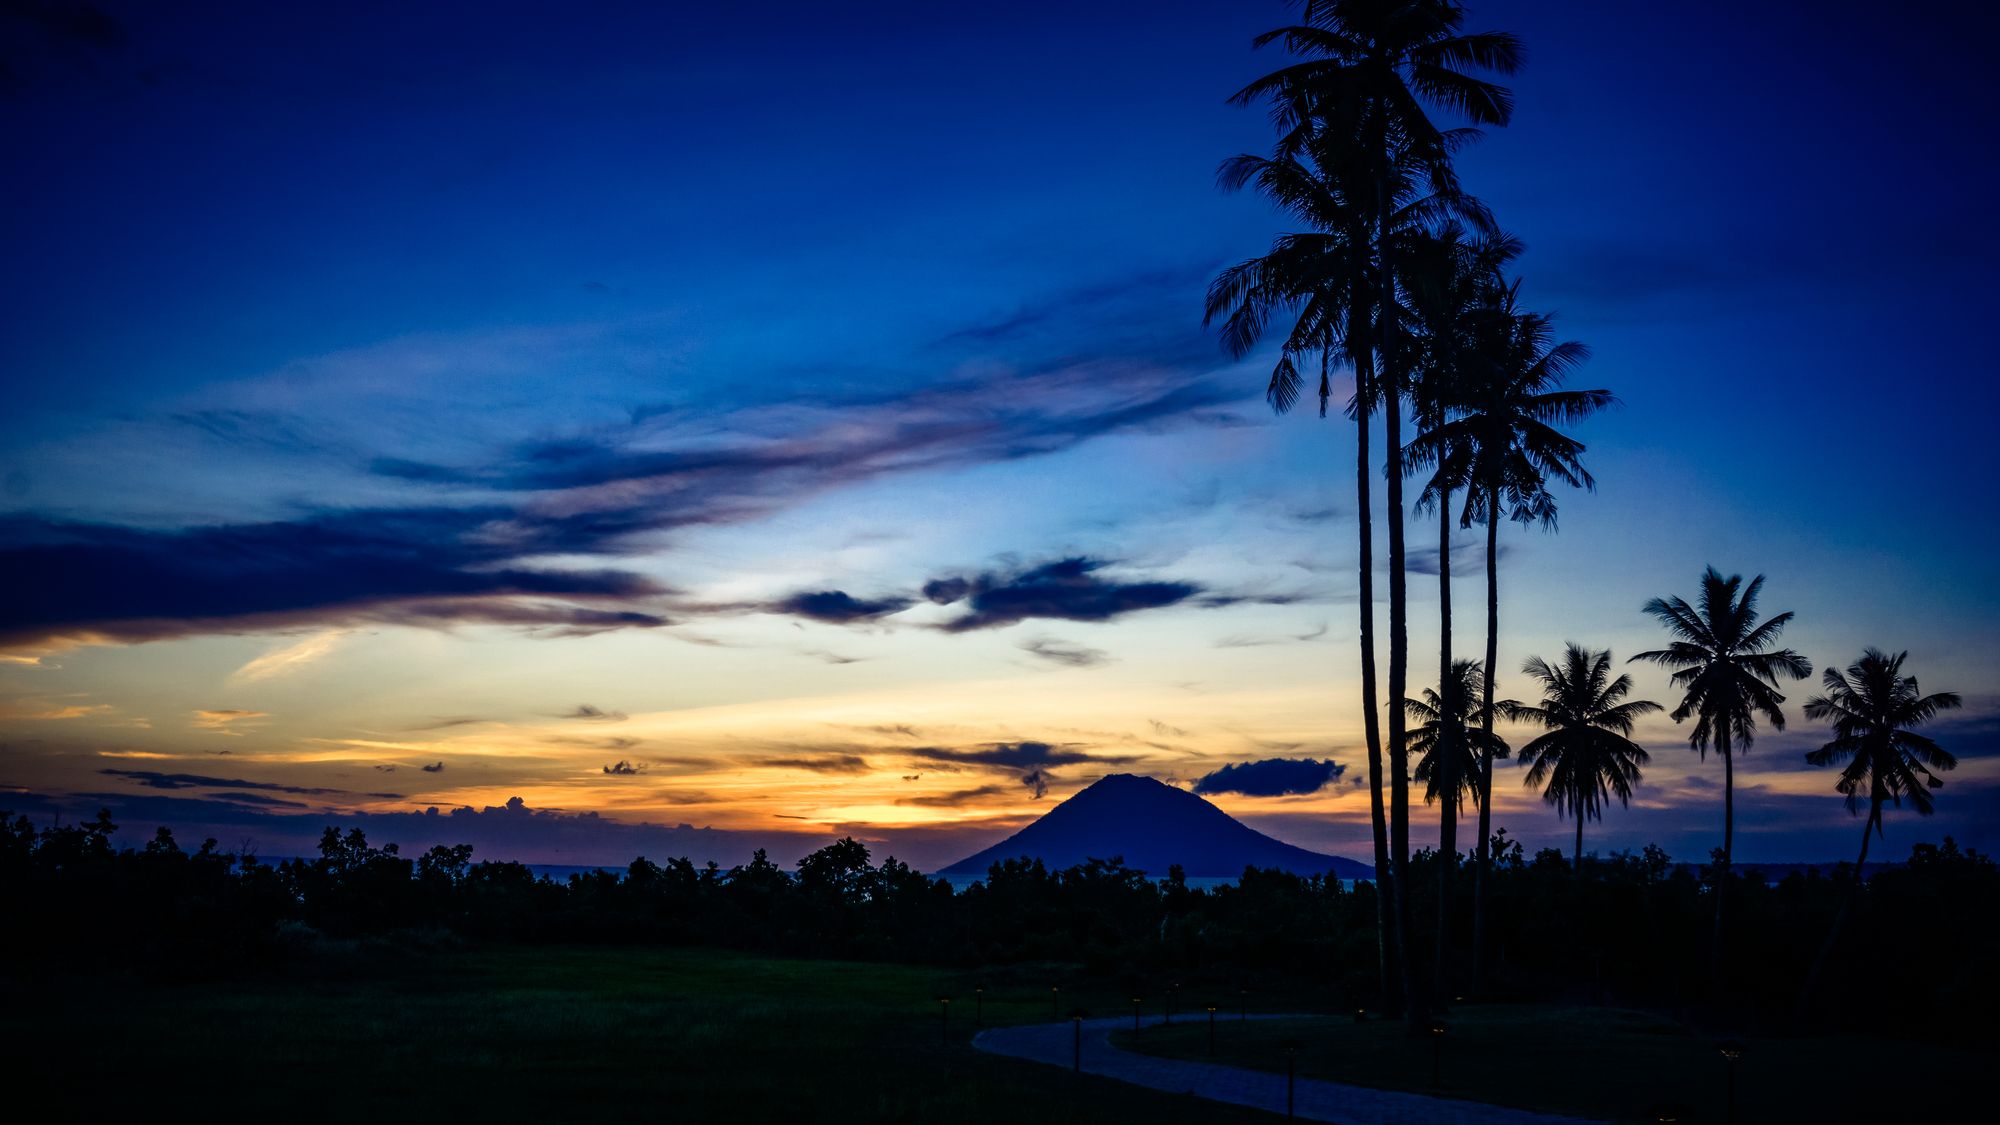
972, 1015, 1609, 1125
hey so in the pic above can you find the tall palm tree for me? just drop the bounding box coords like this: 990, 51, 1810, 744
1402, 223, 1515, 1003
1506, 645, 1659, 880
1234, 0, 1522, 1025
1631, 568, 1810, 977
1797, 649, 1960, 1007
1205, 142, 1399, 1007
1406, 287, 1612, 993
1405, 659, 1511, 811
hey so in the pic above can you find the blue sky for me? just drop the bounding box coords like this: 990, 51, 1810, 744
1, 1, 1994, 870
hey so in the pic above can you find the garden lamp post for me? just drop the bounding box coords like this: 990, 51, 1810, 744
1051, 985, 1059, 1020
1131, 997, 1142, 1032
1069, 1009, 1088, 1072
974, 987, 982, 1027
1206, 1003, 1218, 1055
1280, 1039, 1301, 1120
1429, 1019, 1448, 1089
936, 996, 950, 1044
1718, 1039, 1745, 1125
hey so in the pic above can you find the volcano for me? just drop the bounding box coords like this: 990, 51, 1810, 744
937, 773, 1372, 879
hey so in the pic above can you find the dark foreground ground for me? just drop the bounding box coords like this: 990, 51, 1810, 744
1115, 1005, 1987, 1124
0, 945, 1269, 1123
3, 945, 1984, 1123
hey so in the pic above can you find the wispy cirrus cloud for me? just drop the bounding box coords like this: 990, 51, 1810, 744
190, 708, 267, 735
231, 630, 347, 681
0, 360, 1245, 654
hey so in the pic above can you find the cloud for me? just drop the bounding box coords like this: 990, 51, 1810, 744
1018, 636, 1110, 668
1193, 757, 1348, 798
1405, 541, 1507, 578
897, 784, 1018, 808
925, 557, 1201, 632
902, 740, 1128, 800
908, 741, 1101, 770
191, 708, 266, 734
564, 704, 629, 722
231, 630, 346, 682
1020, 768, 1052, 799
767, 590, 913, 625
0, 510, 670, 651
0, 349, 1248, 655
757, 754, 871, 775
99, 768, 400, 800
0, 700, 112, 720
601, 760, 646, 776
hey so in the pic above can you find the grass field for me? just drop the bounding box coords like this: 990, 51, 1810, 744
1112, 1004, 1984, 1124
0, 944, 1275, 1123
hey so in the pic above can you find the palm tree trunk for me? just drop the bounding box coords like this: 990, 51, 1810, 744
1352, 349, 1397, 1015
1796, 793, 1882, 1016
1377, 189, 1418, 1027
1711, 728, 1734, 988
1471, 493, 1499, 996
1574, 815, 1584, 877
1435, 490, 1456, 1007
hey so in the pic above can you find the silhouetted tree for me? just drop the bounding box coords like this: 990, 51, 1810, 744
1406, 282, 1611, 994
1226, 0, 1521, 1024
1207, 141, 1400, 1006
1508, 645, 1659, 881
1797, 649, 1961, 1007
1402, 221, 1521, 1003
1406, 659, 1511, 811
1631, 567, 1810, 979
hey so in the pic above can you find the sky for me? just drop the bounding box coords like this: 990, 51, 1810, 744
2, 1, 1996, 873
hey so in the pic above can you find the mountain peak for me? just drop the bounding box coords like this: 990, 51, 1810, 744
938, 772, 1372, 878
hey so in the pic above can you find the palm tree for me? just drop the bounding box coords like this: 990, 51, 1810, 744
1405, 659, 1511, 811
1797, 649, 1960, 1007
1233, 0, 1522, 1025
1402, 223, 1516, 1003
1206, 141, 1400, 1008
1631, 568, 1810, 977
1507, 645, 1659, 880
1405, 286, 1612, 993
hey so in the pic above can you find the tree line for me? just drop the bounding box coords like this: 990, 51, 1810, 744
1206, 0, 1968, 1024
2, 807, 1993, 1037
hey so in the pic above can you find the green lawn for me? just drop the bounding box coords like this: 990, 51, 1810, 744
1112, 1004, 1983, 1124
0, 945, 1273, 1122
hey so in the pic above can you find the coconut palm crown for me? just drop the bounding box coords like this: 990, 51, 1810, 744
1405, 659, 1512, 810
1506, 644, 1660, 869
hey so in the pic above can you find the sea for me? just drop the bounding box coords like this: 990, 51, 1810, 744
524, 866, 1350, 893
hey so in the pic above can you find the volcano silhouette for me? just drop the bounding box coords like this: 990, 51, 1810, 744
938, 773, 1373, 878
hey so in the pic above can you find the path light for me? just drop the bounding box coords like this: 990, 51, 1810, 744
1429, 1019, 1448, 1089
974, 986, 983, 1028
1206, 1003, 1219, 1055
1051, 985, 1060, 1020
1718, 1039, 1746, 1125
1354, 1007, 1366, 1023
1279, 1038, 1302, 1120
1131, 996, 1143, 1032
936, 996, 951, 1045
1069, 1008, 1090, 1072
1650, 1102, 1691, 1123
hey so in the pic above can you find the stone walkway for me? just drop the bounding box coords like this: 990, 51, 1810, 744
972, 1015, 1609, 1125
